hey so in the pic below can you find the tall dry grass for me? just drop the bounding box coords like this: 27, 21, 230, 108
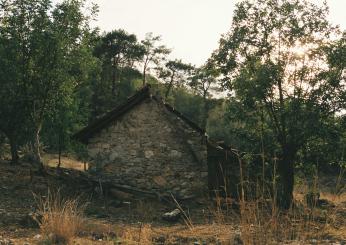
35, 190, 86, 244
224, 154, 343, 244
120, 224, 153, 245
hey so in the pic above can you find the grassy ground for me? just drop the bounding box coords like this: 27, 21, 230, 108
0, 156, 345, 244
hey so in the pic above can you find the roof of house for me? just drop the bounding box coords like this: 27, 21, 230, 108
73, 84, 205, 144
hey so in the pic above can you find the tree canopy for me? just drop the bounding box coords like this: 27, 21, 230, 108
211, 0, 346, 208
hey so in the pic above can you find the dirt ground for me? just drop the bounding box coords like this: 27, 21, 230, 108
0, 157, 345, 244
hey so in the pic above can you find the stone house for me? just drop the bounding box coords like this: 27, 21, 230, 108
73, 85, 209, 199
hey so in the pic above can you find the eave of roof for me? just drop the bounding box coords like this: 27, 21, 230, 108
72, 84, 205, 144
73, 85, 151, 143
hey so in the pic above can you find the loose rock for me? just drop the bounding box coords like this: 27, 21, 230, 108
162, 209, 181, 222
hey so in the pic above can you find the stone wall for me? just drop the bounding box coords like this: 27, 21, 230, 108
86, 98, 208, 199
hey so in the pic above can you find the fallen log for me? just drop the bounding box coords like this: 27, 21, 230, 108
46, 167, 171, 201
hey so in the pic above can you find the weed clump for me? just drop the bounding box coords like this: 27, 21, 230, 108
35, 191, 86, 244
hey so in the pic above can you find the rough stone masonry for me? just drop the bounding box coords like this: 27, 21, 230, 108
86, 97, 208, 199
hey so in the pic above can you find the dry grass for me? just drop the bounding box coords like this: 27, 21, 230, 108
112, 223, 236, 244
132, 199, 162, 222
210, 174, 345, 244
197, 192, 345, 244
120, 224, 153, 244
238, 200, 317, 244
226, 154, 346, 244
125, 180, 344, 244
35, 191, 86, 244
164, 224, 236, 243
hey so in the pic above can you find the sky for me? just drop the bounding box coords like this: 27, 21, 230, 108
82, 0, 346, 66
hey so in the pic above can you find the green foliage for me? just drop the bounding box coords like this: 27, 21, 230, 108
211, 0, 345, 208
90, 66, 142, 119
0, 0, 99, 163
157, 59, 195, 98
170, 88, 205, 125
141, 32, 171, 85
91, 29, 145, 119
189, 64, 220, 129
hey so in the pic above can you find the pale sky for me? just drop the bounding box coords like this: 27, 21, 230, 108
84, 0, 346, 66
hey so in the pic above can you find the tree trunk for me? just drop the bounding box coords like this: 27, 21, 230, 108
165, 82, 173, 99
142, 68, 146, 86
32, 124, 45, 172
57, 133, 61, 169
112, 58, 117, 95
165, 71, 175, 99
9, 135, 19, 164
142, 60, 148, 86
202, 92, 209, 130
277, 148, 295, 209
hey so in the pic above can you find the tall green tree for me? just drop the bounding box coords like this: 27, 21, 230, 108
212, 0, 345, 208
91, 29, 144, 118
94, 29, 144, 95
189, 63, 219, 129
157, 59, 194, 98
141, 32, 171, 85
0, 0, 98, 168
0, 0, 45, 163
